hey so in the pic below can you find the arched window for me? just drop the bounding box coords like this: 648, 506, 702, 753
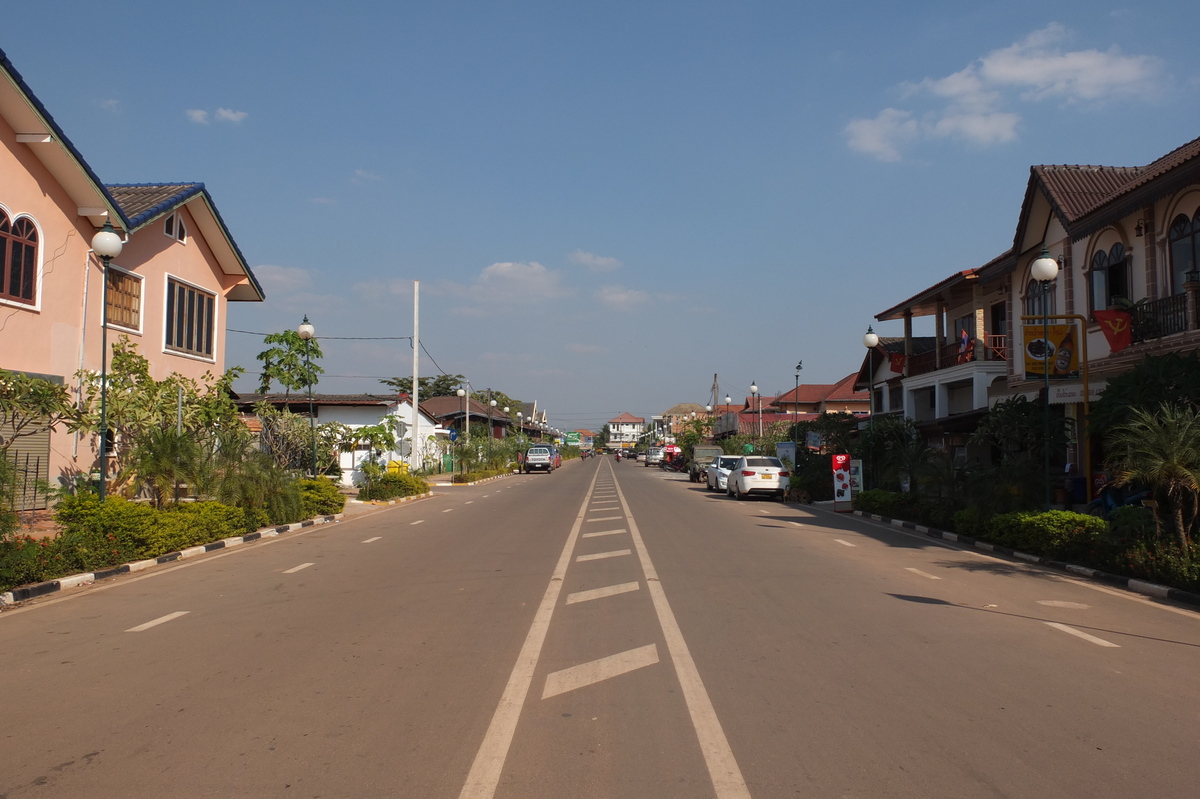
0, 212, 39, 305
1090, 242, 1129, 312
1024, 278, 1056, 317
1168, 211, 1200, 295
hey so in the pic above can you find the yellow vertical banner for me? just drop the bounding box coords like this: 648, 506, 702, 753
1022, 322, 1080, 380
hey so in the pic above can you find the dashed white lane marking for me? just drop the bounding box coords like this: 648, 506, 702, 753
126, 611, 189, 632
466, 501, 474, 504
1038, 600, 1090, 609
411, 520, 425, 526
834, 539, 856, 547
611, 472, 751, 798
542, 644, 659, 699
577, 549, 632, 562
443, 508, 454, 513
458, 464, 601, 799
482, 494, 489, 497
582, 528, 626, 538
906, 567, 941, 580
362, 537, 382, 544
284, 562, 315, 573
566, 581, 641, 605
586, 515, 623, 522
789, 521, 803, 527
1045, 622, 1120, 648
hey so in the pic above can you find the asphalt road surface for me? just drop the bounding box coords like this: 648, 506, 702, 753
3, 457, 1199, 798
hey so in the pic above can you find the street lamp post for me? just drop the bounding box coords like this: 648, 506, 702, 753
751, 381, 761, 438
1031, 246, 1060, 509
863, 326, 880, 490
297, 316, 317, 476
456, 387, 467, 474
793, 361, 803, 450
91, 222, 123, 501
488, 396, 497, 463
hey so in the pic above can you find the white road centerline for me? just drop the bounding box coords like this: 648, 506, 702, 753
586, 515, 623, 522
411, 520, 425, 525
1045, 622, 1120, 648
834, 539, 857, 547
612, 470, 751, 799
466, 501, 474, 504
906, 567, 941, 580
576, 549, 632, 562
457, 464, 601, 799
566, 581, 640, 605
283, 563, 315, 573
582, 528, 626, 538
542, 644, 659, 699
126, 611, 189, 632
362, 537, 382, 544
443, 508, 454, 513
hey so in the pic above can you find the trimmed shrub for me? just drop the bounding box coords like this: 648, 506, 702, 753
984, 510, 1106, 561
358, 473, 429, 501
299, 477, 346, 518
451, 468, 510, 484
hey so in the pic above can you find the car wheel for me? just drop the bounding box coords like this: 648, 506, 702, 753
735, 482, 746, 500
706, 477, 712, 491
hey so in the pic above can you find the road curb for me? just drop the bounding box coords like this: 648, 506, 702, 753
348, 490, 434, 507
844, 509, 1200, 609
0, 513, 345, 608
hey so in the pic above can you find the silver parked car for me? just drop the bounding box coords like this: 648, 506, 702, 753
726, 456, 789, 500
705, 455, 741, 492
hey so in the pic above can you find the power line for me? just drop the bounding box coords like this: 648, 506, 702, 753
228, 328, 413, 341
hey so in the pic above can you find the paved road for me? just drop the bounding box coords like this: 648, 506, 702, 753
2, 458, 1199, 797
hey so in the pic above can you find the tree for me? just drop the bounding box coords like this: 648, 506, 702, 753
594, 424, 611, 449
379, 374, 466, 398
1090, 350, 1200, 439
0, 369, 79, 452
1106, 403, 1200, 552
257, 329, 324, 395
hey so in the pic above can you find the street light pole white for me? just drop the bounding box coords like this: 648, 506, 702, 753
751, 381, 761, 438
91, 222, 123, 501
863, 325, 880, 490
1031, 246, 1060, 509
297, 316, 317, 476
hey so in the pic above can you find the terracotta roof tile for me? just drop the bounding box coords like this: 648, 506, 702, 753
106, 183, 205, 227
609, 412, 645, 424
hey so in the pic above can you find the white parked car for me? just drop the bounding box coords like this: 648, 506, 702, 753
726, 456, 789, 500
705, 455, 741, 492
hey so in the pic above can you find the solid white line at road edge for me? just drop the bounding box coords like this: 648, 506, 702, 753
612, 469, 751, 799
457, 461, 601, 799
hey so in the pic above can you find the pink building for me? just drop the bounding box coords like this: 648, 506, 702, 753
1, 48, 263, 502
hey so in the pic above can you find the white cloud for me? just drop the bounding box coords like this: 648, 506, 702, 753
595, 284, 649, 311
568, 249, 622, 272
253, 264, 314, 294
474, 261, 567, 304
186, 109, 210, 124
100, 99, 119, 113
215, 107, 248, 123
846, 24, 1164, 161
844, 109, 918, 162
352, 169, 381, 183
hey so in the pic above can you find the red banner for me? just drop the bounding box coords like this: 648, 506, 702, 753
1093, 310, 1133, 353
889, 353, 906, 373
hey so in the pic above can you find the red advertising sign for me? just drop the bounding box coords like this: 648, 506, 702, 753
832, 454, 852, 512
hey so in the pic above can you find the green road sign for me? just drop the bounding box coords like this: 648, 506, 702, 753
565, 432, 581, 444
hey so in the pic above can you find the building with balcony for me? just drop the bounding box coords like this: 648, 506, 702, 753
606, 413, 645, 447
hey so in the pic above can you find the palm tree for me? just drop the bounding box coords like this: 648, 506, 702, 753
1106, 403, 1200, 552
124, 426, 201, 508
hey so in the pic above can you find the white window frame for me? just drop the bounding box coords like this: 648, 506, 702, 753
163, 212, 188, 244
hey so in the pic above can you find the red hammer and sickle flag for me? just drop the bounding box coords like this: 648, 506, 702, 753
1093, 310, 1133, 353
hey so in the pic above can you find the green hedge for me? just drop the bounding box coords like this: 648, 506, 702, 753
451, 468, 511, 484
299, 477, 346, 517
852, 489, 959, 531
358, 473, 429, 500
1, 496, 255, 592
983, 510, 1106, 562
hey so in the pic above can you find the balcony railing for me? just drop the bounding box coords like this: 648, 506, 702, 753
907, 334, 1008, 377
1130, 293, 1190, 344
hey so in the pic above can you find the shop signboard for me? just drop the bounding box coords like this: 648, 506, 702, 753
1022, 322, 1080, 381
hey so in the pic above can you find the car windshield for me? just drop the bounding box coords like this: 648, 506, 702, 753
745, 457, 783, 468
718, 457, 740, 469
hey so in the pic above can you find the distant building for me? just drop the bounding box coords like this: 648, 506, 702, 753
606, 412, 645, 447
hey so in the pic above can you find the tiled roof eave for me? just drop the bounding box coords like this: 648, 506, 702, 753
1068, 157, 1200, 242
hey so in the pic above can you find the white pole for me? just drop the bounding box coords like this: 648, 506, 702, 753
411, 280, 420, 471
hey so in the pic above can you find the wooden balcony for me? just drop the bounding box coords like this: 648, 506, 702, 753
907, 334, 1008, 377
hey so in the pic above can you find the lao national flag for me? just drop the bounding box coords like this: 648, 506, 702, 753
958, 328, 970, 354
1093, 310, 1133, 352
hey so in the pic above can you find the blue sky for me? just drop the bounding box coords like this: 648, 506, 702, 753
7, 2, 1199, 431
